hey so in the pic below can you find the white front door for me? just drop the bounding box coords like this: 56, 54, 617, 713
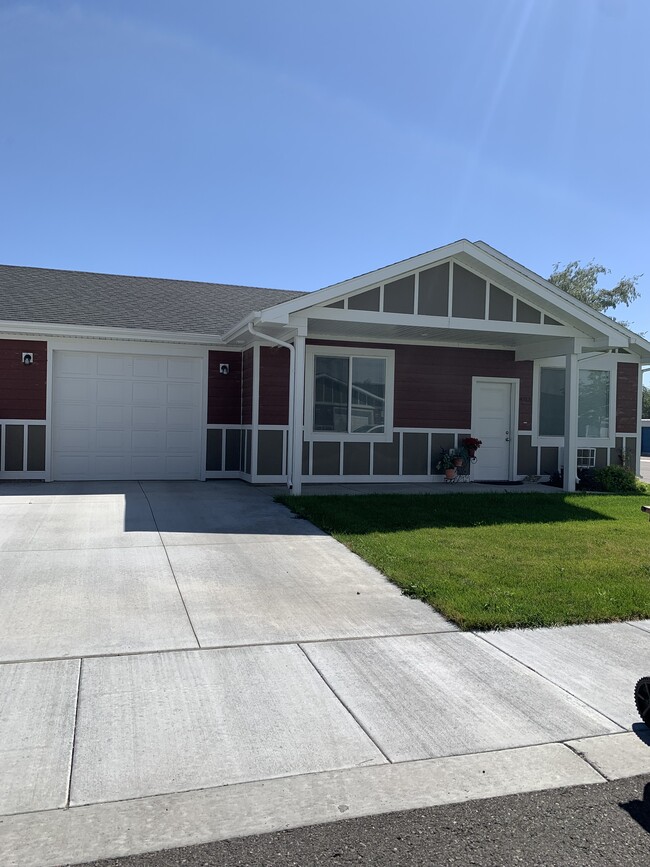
471, 380, 514, 481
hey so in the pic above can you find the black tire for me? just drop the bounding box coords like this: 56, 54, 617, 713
634, 677, 650, 727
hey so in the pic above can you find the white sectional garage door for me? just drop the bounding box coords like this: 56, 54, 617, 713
52, 351, 204, 480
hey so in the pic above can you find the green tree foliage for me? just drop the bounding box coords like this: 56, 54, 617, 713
549, 261, 641, 318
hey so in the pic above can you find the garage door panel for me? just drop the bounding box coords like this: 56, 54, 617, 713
60, 429, 93, 451
97, 355, 132, 377
132, 406, 165, 429
131, 455, 162, 475
167, 382, 201, 407
56, 455, 91, 477
96, 430, 130, 450
57, 352, 98, 376
167, 358, 201, 380
132, 381, 165, 405
58, 403, 93, 429
166, 430, 199, 450
133, 357, 166, 378
96, 379, 131, 404
96, 405, 129, 428
131, 430, 166, 451
53, 351, 203, 481
56, 378, 94, 403
166, 407, 193, 427
165, 455, 200, 476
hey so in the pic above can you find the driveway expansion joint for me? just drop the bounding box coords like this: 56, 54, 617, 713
296, 643, 393, 765
563, 740, 610, 781
137, 480, 201, 650
65, 659, 84, 808
472, 630, 628, 733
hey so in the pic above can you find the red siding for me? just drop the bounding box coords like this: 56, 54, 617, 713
616, 362, 638, 433
308, 340, 533, 430
207, 351, 242, 424
0, 339, 47, 419
241, 348, 254, 425
259, 346, 290, 425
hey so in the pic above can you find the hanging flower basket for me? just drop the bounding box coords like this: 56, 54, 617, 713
462, 437, 482, 459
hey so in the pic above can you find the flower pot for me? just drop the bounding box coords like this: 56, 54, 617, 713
444, 468, 457, 480
468, 449, 476, 458
453, 457, 463, 467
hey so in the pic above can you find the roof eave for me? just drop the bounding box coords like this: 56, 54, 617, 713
0, 319, 226, 345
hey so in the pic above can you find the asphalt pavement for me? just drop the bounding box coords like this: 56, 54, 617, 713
70, 772, 650, 867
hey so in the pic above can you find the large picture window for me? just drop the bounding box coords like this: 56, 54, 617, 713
314, 355, 386, 433
538, 366, 611, 439
307, 347, 394, 440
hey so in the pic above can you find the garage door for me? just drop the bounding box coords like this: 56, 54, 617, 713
52, 351, 203, 480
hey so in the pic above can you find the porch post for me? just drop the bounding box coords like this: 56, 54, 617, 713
291, 334, 306, 495
563, 352, 579, 492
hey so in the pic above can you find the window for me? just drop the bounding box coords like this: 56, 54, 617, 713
307, 347, 394, 440
539, 368, 565, 436
577, 448, 596, 469
578, 370, 610, 438
538, 366, 611, 439
314, 355, 386, 433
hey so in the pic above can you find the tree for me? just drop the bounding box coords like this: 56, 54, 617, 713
643, 385, 650, 419
548, 261, 641, 323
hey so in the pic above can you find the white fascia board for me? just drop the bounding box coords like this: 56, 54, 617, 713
0, 319, 225, 345
220, 312, 262, 344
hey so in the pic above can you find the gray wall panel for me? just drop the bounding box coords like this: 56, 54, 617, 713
402, 432, 429, 475
5, 425, 24, 471
373, 435, 400, 475
257, 429, 284, 475
312, 441, 340, 475
206, 429, 222, 472
26, 425, 46, 471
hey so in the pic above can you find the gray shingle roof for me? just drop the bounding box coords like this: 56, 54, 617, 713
0, 265, 307, 335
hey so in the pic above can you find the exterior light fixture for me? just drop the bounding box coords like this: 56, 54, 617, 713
22, 352, 34, 365
219, 363, 230, 375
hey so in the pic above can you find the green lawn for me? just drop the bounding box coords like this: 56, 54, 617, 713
277, 492, 650, 630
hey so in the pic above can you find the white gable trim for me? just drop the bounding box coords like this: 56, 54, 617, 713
241, 240, 650, 355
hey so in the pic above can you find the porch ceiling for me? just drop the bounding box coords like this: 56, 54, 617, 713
304, 316, 576, 349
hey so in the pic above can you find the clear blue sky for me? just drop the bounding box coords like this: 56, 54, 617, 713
1, 0, 648, 333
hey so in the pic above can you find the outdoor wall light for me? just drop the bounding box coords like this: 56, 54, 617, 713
22, 352, 34, 365
219, 363, 230, 375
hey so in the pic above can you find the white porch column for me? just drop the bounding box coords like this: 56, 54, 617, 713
291, 334, 306, 495
564, 352, 579, 492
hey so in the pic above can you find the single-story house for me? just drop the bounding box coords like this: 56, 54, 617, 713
1, 239, 648, 493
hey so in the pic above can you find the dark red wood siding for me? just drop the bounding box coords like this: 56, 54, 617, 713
616, 361, 638, 433
308, 340, 533, 430
241, 348, 254, 425
259, 346, 290, 425
207, 351, 242, 424
394, 345, 533, 430
0, 339, 47, 419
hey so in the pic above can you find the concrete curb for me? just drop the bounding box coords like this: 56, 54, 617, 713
0, 741, 609, 867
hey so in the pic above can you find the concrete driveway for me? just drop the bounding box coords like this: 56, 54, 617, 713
1, 480, 650, 867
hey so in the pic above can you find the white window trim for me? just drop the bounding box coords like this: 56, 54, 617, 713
532, 354, 617, 448
304, 345, 395, 442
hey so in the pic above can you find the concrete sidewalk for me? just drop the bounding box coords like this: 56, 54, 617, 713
0, 480, 649, 867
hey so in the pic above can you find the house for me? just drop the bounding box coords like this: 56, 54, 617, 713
1, 239, 648, 493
